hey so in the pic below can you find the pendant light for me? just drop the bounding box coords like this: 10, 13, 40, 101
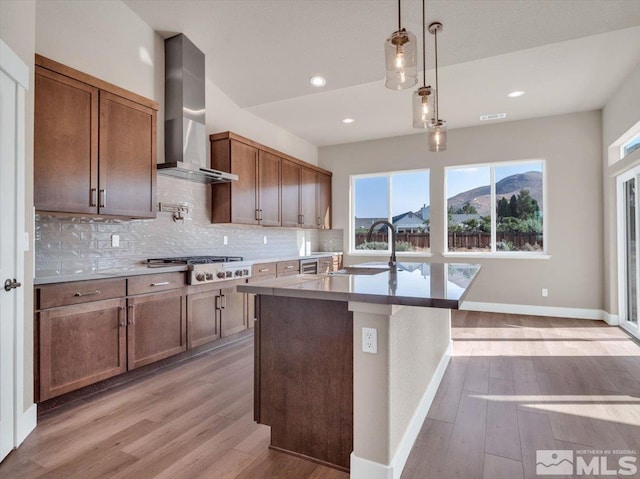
412, 0, 431, 128
385, 0, 417, 90
428, 22, 447, 151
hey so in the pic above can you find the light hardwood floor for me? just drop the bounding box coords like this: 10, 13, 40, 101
1, 312, 639, 478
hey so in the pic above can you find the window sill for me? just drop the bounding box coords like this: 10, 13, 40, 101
442, 252, 551, 260
349, 251, 433, 258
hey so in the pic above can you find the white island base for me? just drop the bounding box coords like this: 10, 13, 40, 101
349, 302, 452, 479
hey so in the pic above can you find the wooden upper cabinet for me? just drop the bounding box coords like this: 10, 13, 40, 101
210, 132, 332, 229
212, 139, 259, 225
257, 150, 281, 226
281, 159, 301, 227
99, 92, 156, 218
34, 55, 158, 218
317, 172, 332, 229
34, 66, 99, 214
300, 167, 317, 229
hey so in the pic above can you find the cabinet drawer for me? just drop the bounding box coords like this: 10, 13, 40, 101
276, 260, 300, 276
128, 272, 185, 295
318, 257, 333, 273
252, 262, 277, 278
38, 278, 126, 309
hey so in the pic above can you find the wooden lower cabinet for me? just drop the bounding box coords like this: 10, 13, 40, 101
221, 286, 247, 337
37, 298, 126, 401
187, 288, 221, 348
127, 290, 186, 370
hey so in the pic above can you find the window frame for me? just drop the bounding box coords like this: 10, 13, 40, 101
443, 158, 548, 257
349, 168, 431, 256
621, 132, 640, 160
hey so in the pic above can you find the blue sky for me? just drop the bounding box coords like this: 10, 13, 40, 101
355, 163, 542, 218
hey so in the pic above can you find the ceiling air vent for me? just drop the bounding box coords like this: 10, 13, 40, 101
480, 113, 507, 121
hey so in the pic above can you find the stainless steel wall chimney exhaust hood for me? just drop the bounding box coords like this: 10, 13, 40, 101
159, 34, 237, 184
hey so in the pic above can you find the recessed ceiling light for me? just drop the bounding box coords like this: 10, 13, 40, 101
342, 118, 355, 124
507, 90, 525, 98
309, 75, 326, 87
480, 113, 507, 121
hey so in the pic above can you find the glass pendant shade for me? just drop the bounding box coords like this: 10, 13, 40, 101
385, 29, 418, 90
412, 86, 432, 128
428, 120, 447, 152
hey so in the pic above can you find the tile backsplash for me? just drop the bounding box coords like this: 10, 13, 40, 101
35, 176, 323, 277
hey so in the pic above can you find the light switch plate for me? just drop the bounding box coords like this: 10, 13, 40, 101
223, 235, 228, 245
111, 234, 120, 247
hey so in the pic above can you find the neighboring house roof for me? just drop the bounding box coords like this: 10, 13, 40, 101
393, 211, 427, 229
354, 217, 386, 230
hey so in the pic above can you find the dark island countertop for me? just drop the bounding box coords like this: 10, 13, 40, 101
238, 262, 481, 309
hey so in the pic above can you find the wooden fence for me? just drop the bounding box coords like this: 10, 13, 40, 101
355, 232, 542, 251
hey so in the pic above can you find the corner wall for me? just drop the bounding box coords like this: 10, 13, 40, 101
602, 61, 640, 316
320, 111, 604, 311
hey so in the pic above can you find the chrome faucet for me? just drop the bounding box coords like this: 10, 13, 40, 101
366, 220, 397, 267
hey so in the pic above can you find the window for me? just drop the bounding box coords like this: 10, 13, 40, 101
351, 170, 430, 254
622, 133, 640, 160
445, 160, 545, 253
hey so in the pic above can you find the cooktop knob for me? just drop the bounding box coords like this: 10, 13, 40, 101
205, 273, 213, 280
243, 269, 249, 275
195, 273, 205, 282
217, 272, 225, 279
235, 270, 242, 276
225, 271, 232, 278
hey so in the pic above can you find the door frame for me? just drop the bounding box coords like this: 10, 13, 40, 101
617, 165, 640, 338
0, 39, 36, 460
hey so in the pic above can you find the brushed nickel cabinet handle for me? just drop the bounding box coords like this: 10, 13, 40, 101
215, 295, 221, 310
118, 306, 126, 327
259, 268, 270, 273
90, 188, 97, 207
221, 294, 227, 310
99, 189, 106, 208
285, 265, 294, 269
150, 281, 170, 287
74, 289, 100, 297
127, 304, 135, 325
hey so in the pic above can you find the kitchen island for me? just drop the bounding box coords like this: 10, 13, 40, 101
238, 262, 480, 479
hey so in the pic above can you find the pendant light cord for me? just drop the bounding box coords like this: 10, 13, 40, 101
398, 0, 401, 31
434, 27, 439, 121
422, 0, 426, 87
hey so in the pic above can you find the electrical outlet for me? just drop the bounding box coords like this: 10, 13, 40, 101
263, 236, 268, 245
542, 288, 548, 297
223, 235, 228, 245
111, 234, 120, 247
362, 327, 377, 354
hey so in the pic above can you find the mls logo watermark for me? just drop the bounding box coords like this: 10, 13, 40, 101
536, 450, 573, 475
536, 449, 638, 476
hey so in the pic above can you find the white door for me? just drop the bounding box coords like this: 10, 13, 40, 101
617, 166, 640, 339
0, 39, 28, 462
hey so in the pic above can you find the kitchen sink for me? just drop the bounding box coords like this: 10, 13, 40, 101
330, 266, 390, 276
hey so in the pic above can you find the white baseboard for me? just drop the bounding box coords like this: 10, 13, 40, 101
460, 301, 616, 324
350, 341, 453, 479
16, 403, 36, 446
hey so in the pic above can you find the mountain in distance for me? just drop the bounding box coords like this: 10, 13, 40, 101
446, 171, 543, 217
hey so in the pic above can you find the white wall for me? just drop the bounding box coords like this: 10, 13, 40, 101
320, 111, 604, 311
602, 62, 640, 315
0, 0, 36, 412
35, 0, 317, 166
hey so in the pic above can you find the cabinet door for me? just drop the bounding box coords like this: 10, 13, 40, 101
220, 287, 247, 337
127, 290, 186, 370
300, 167, 317, 228
281, 159, 301, 227
99, 91, 156, 218
317, 172, 332, 229
38, 298, 126, 401
34, 67, 99, 214
187, 289, 221, 349
258, 150, 281, 226
230, 140, 259, 224
246, 275, 277, 329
